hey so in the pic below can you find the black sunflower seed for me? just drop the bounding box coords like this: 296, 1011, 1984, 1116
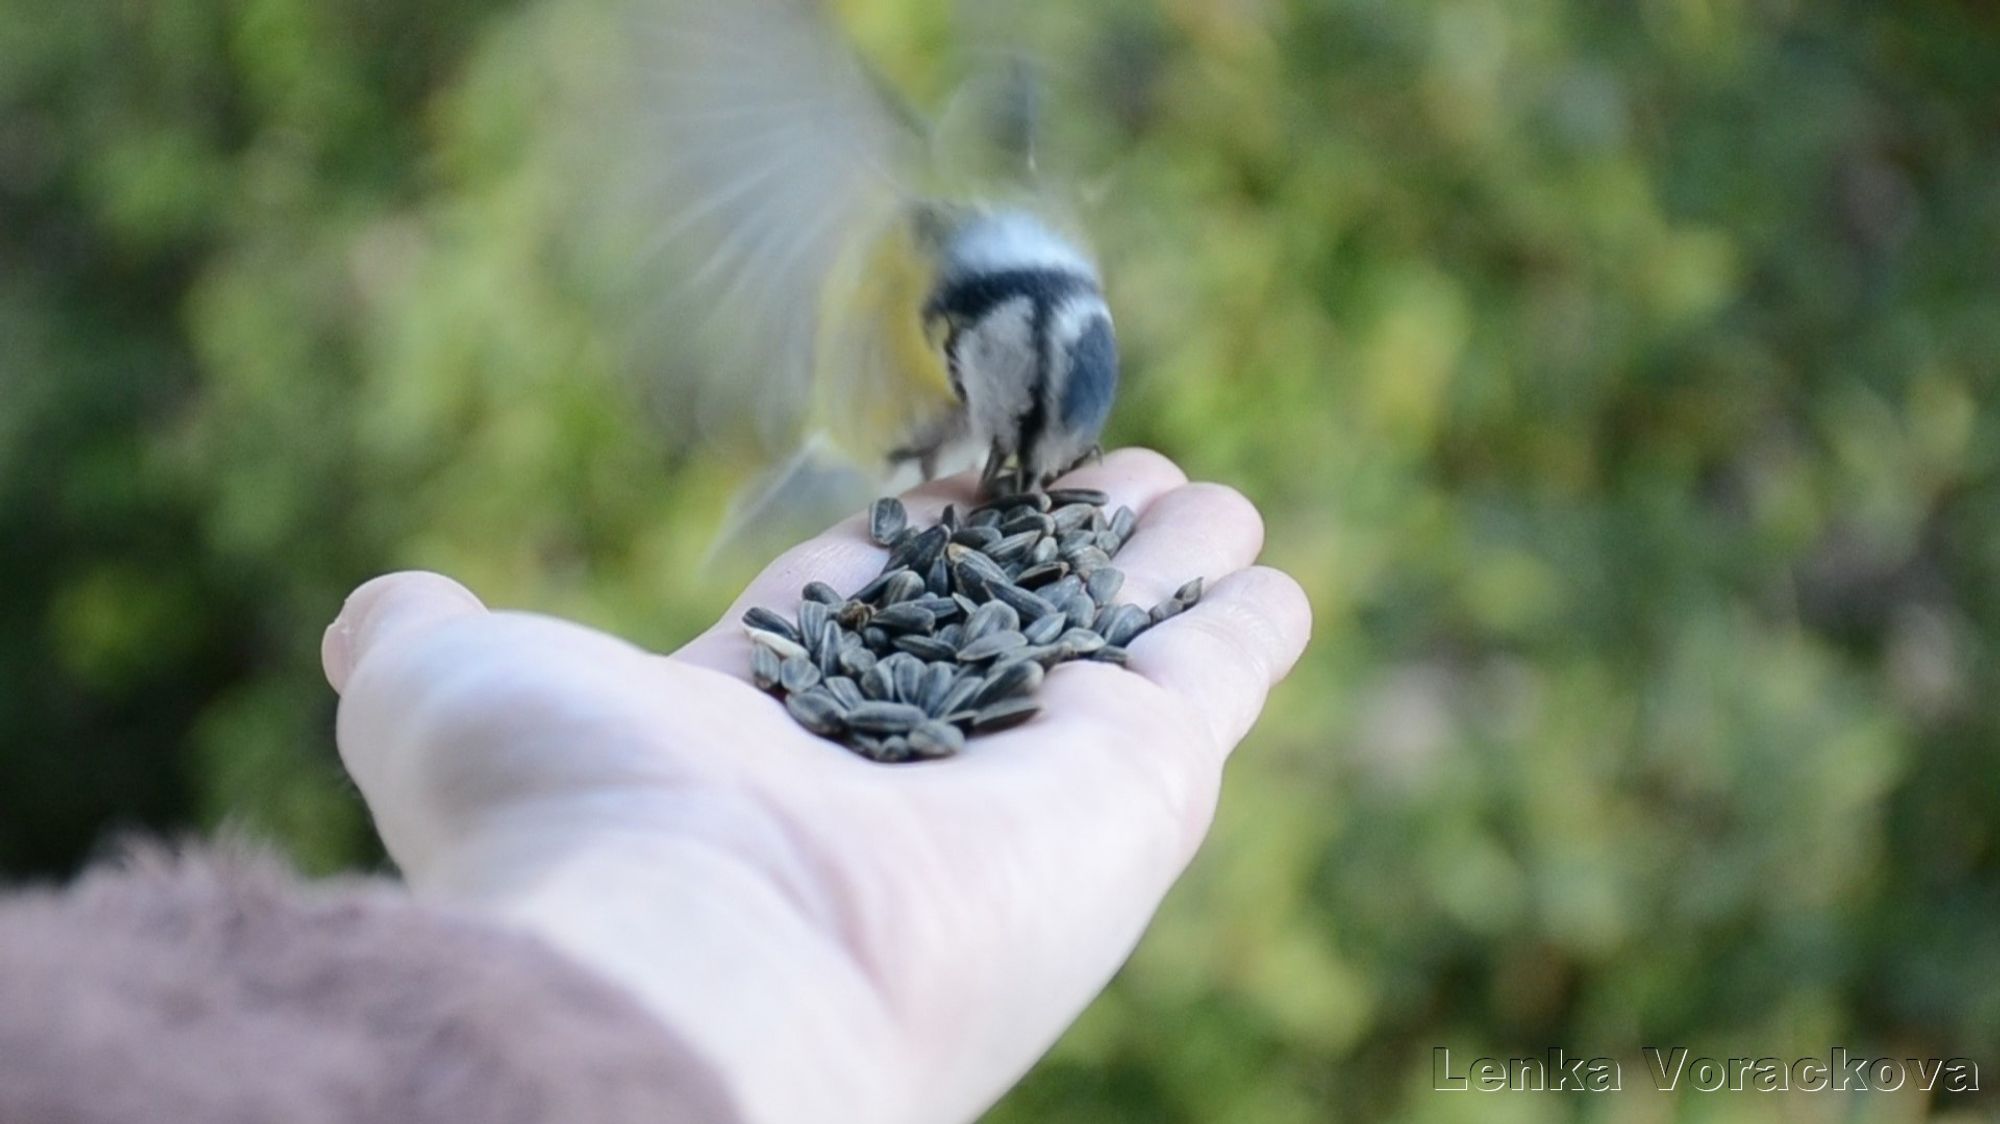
974, 658, 1044, 707
1086, 567, 1124, 607
894, 634, 957, 662
990, 581, 1057, 621
1046, 487, 1110, 507
871, 603, 936, 634
971, 698, 1041, 732
869, 497, 908, 545
742, 607, 800, 643
839, 645, 878, 677
847, 700, 928, 734
951, 525, 1001, 549
803, 581, 842, 605
909, 720, 965, 758
1174, 577, 1205, 605
799, 601, 830, 646
964, 600, 1019, 644
1023, 612, 1067, 646
1097, 603, 1150, 648
751, 644, 782, 690
957, 630, 1026, 662
1057, 628, 1107, 658
1063, 593, 1098, 631
824, 676, 865, 710
935, 673, 983, 717
1149, 598, 1185, 625
786, 690, 846, 736
861, 661, 895, 700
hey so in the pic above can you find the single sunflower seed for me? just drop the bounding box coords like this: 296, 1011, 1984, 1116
909, 720, 965, 758
1023, 612, 1067, 647
824, 676, 865, 710
742, 607, 800, 643
839, 645, 878, 677
957, 629, 1027, 662
894, 634, 957, 662
847, 700, 928, 734
1086, 567, 1124, 607
871, 603, 936, 634
1174, 577, 1205, 605
964, 600, 1020, 644
971, 698, 1041, 732
1047, 487, 1111, 507
869, 497, 908, 545
1097, 603, 1150, 648
745, 627, 809, 662
799, 601, 831, 647
974, 658, 1045, 707
786, 690, 846, 736
803, 580, 842, 605
751, 644, 782, 690
990, 581, 1057, 622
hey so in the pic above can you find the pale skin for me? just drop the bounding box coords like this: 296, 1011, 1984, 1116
322, 449, 1311, 1124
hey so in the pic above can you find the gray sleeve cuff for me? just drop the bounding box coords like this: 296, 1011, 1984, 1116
0, 842, 743, 1124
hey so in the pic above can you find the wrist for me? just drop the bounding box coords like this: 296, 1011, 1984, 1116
404, 796, 918, 1124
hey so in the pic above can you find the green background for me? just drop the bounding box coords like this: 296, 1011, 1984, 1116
3, 0, 1995, 1118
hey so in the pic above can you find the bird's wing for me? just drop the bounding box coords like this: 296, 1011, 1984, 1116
566, 0, 927, 455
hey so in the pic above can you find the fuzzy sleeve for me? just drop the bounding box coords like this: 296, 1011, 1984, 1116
0, 844, 743, 1124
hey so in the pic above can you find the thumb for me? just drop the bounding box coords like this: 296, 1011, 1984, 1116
323, 571, 487, 694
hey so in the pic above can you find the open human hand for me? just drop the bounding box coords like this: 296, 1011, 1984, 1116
321, 449, 1310, 1124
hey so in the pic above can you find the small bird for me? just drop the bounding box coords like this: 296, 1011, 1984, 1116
577, 0, 1119, 546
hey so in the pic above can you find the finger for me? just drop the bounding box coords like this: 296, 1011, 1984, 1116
1104, 481, 1266, 606
1124, 566, 1313, 752
323, 571, 486, 694
929, 565, 1310, 874
674, 447, 1190, 676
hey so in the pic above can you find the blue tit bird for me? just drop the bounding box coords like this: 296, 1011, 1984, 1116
577, 0, 1119, 550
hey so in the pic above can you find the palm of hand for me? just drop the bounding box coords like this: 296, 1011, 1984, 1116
324, 450, 1308, 1124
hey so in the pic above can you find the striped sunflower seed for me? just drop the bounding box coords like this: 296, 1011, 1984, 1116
803, 580, 842, 605
1085, 567, 1124, 607
1024, 612, 1067, 647
1063, 592, 1098, 631
799, 601, 830, 646
742, 607, 800, 643
1150, 598, 1186, 625
751, 644, 782, 690
839, 645, 878, 677
786, 690, 846, 737
971, 698, 1041, 732
871, 603, 936, 634
824, 676, 865, 710
861, 661, 895, 700
964, 600, 1019, 643
957, 629, 1026, 663
1097, 603, 1150, 648
919, 662, 957, 712
869, 497, 908, 545
847, 701, 928, 734
974, 658, 1044, 707
780, 654, 822, 693
990, 581, 1057, 622
1047, 487, 1110, 507
935, 673, 984, 718
909, 720, 965, 759
893, 634, 957, 662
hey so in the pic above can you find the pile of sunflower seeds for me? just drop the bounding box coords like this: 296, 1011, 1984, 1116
742, 487, 1202, 763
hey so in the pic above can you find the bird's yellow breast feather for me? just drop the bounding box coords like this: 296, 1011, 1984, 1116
811, 212, 958, 466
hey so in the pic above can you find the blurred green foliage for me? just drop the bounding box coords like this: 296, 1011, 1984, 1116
3, 0, 1996, 1118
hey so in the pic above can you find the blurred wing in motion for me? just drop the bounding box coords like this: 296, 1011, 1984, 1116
572, 0, 925, 456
